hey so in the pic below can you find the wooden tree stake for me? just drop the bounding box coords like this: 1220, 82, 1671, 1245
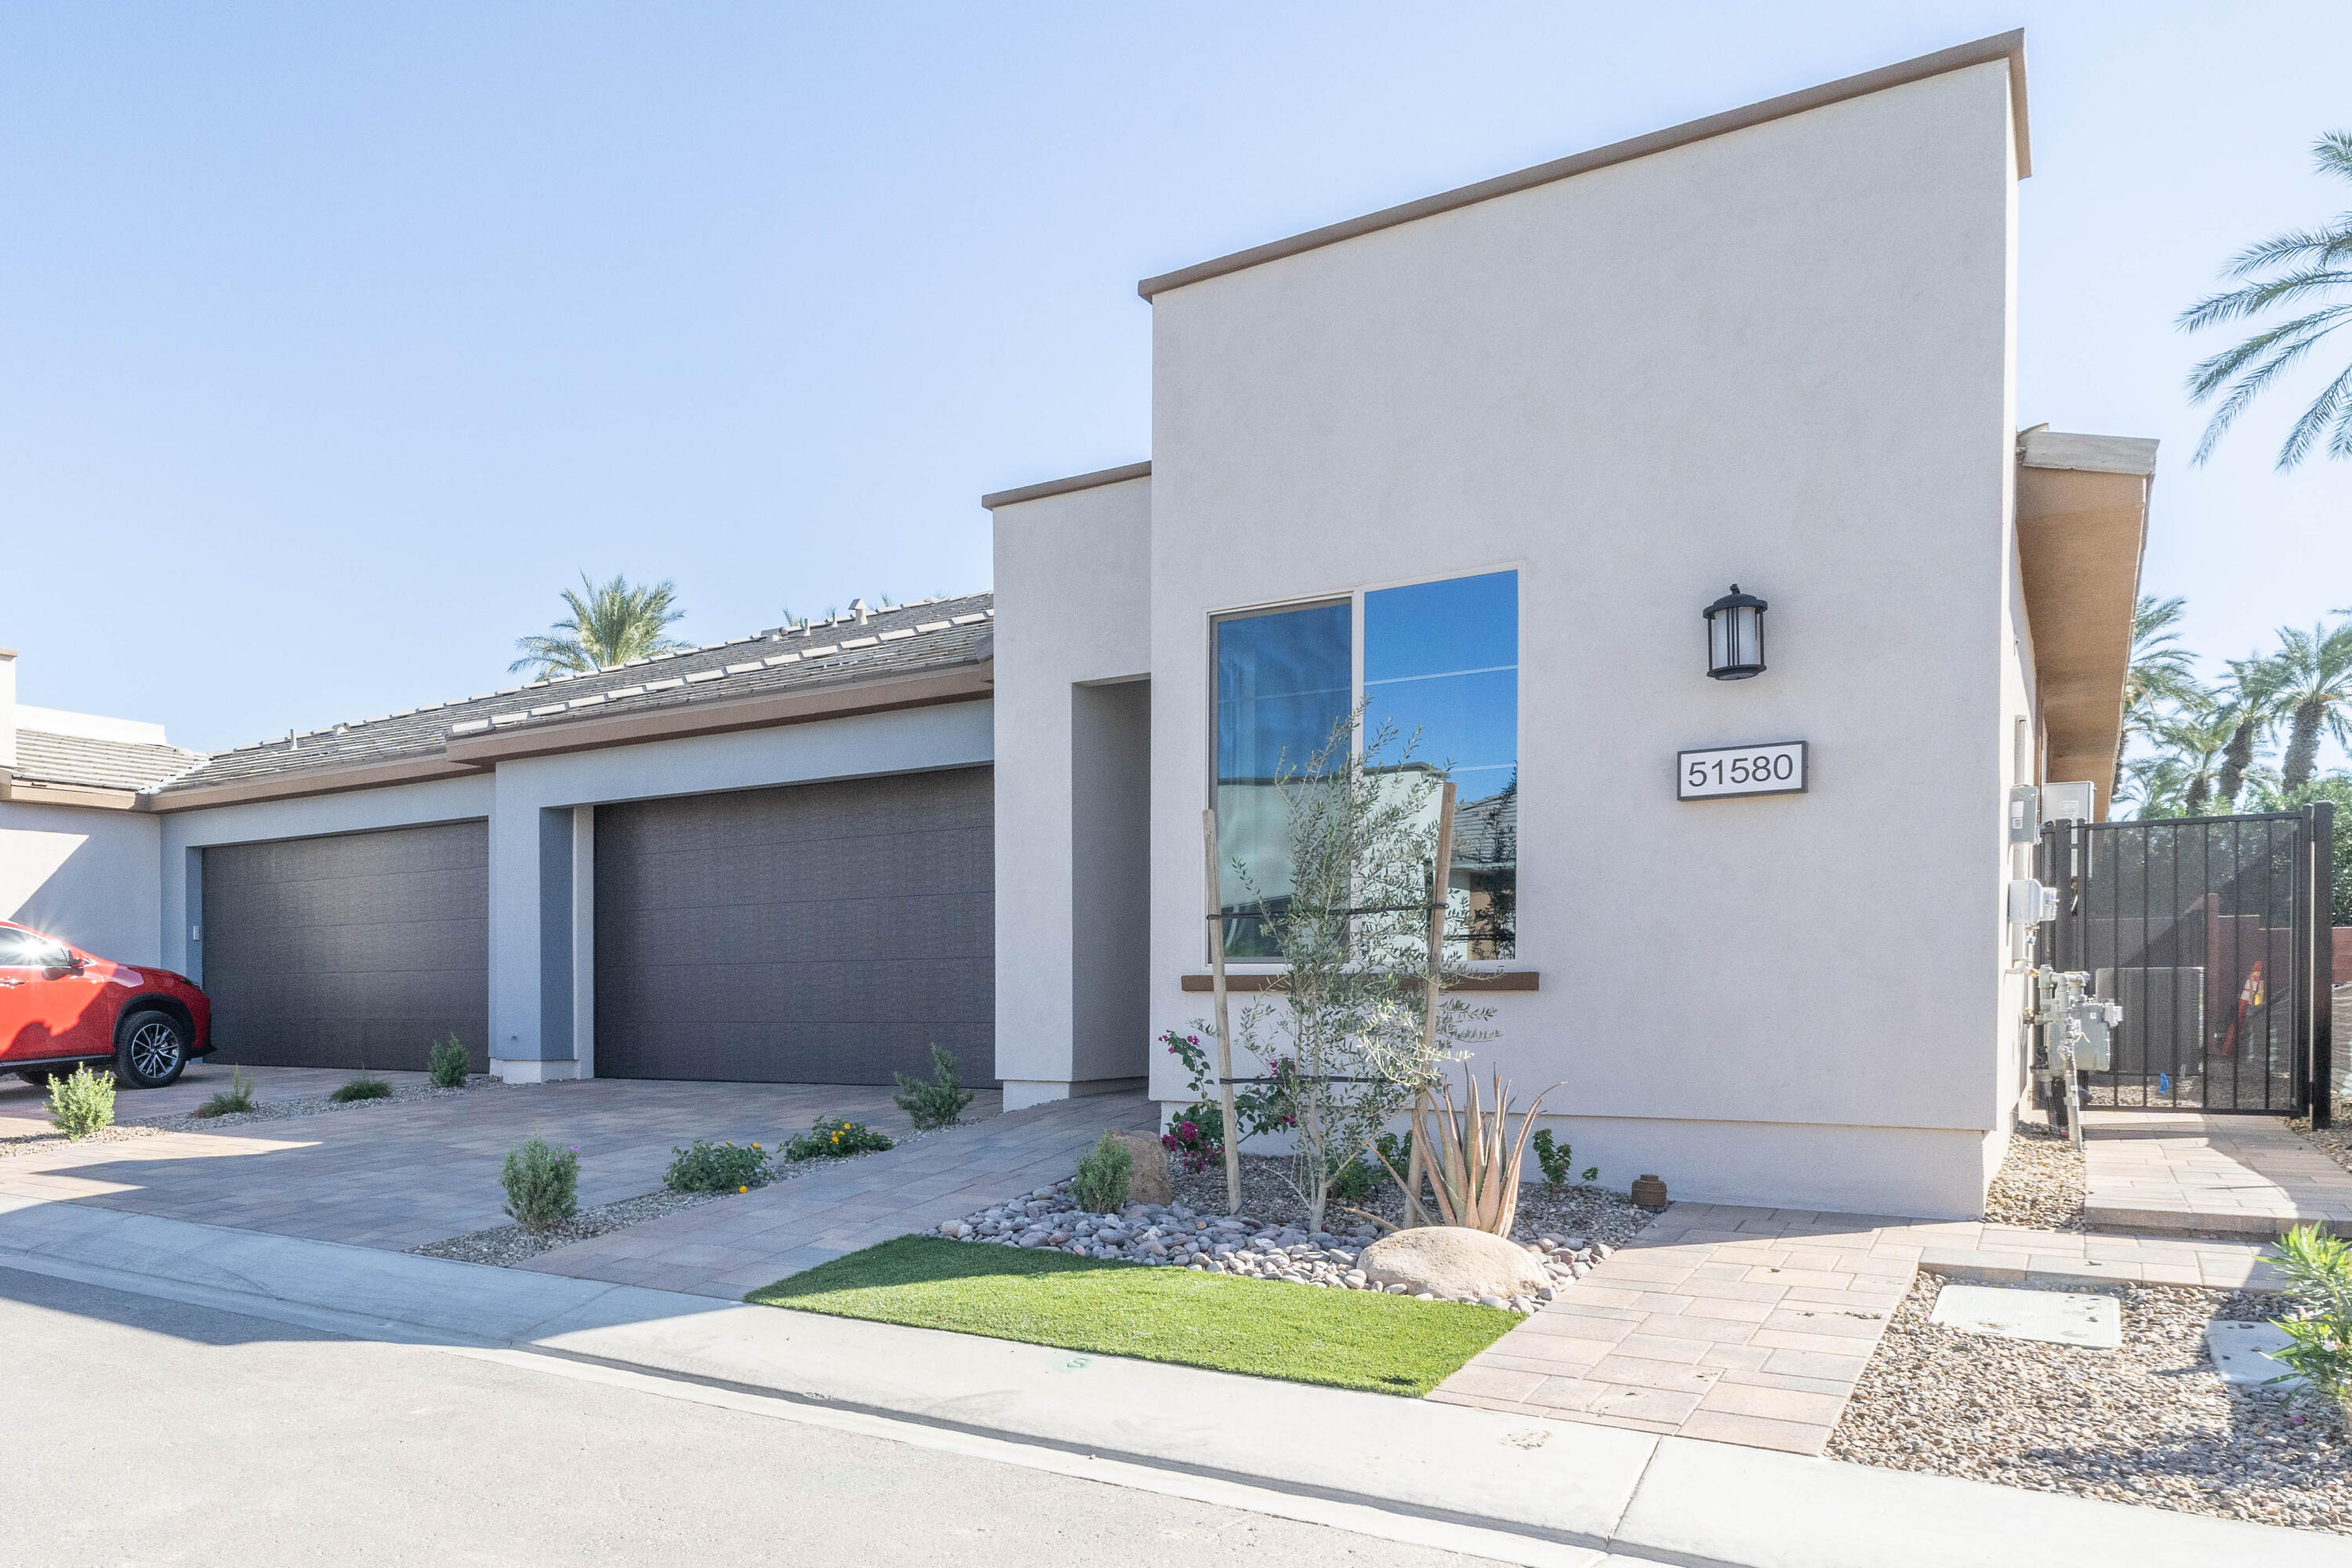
1203, 808, 1243, 1214
1403, 782, 1458, 1229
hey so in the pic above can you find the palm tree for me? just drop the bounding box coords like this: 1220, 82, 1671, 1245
2212, 655, 2284, 810
2115, 595, 2201, 794
2116, 753, 2193, 821
2149, 703, 2236, 816
2265, 617, 2352, 790
2180, 131, 2352, 469
511, 573, 690, 677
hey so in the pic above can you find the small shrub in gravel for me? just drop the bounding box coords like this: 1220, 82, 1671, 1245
329, 1074, 393, 1103
665, 1138, 771, 1193
426, 1036, 470, 1090
501, 1134, 579, 1232
781, 1117, 893, 1162
1069, 1130, 1133, 1214
46, 1065, 114, 1139
891, 1043, 974, 1130
2268, 1224, 2352, 1410
1531, 1128, 1596, 1189
192, 1068, 256, 1120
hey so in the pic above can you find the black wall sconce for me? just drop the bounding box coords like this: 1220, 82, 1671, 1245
1703, 585, 1767, 680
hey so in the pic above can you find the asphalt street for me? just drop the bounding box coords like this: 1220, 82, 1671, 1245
0, 1265, 1507, 1568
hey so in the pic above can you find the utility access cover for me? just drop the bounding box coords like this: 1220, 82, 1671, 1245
2204, 1320, 2310, 1392
1929, 1284, 2122, 1348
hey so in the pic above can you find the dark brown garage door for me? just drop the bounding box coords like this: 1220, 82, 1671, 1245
201, 821, 490, 1073
593, 768, 994, 1084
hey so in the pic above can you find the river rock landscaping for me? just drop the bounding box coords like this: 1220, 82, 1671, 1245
1982, 1118, 2085, 1231
1828, 1272, 2350, 1534
934, 1152, 1649, 1312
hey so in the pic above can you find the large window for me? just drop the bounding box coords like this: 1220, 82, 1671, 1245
1213, 570, 1518, 960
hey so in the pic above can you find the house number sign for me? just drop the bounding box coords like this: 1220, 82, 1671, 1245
1679, 741, 1807, 800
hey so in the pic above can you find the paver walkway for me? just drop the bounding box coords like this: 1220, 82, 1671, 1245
0, 1067, 995, 1251
521, 1094, 1159, 1298
2082, 1109, 2352, 1236
1430, 1202, 2286, 1457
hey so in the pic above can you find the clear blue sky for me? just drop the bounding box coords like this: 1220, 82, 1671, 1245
7, 3, 2351, 753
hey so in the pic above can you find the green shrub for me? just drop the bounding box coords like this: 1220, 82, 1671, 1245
892, 1043, 975, 1131
1069, 1131, 1133, 1214
1325, 1148, 1386, 1206
500, 1134, 579, 1232
666, 1138, 771, 1192
781, 1117, 894, 1162
329, 1074, 394, 1103
192, 1068, 256, 1120
426, 1036, 470, 1090
1531, 1128, 1599, 1191
2266, 1223, 2352, 1408
46, 1065, 114, 1139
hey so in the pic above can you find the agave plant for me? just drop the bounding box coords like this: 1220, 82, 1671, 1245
1376, 1069, 1559, 1236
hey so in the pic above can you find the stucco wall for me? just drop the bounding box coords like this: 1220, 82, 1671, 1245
0, 801, 162, 964
1142, 63, 2021, 1214
991, 475, 1152, 1103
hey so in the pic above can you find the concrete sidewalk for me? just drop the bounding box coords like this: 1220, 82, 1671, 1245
0, 1196, 2335, 1568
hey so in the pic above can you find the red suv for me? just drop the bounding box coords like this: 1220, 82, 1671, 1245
0, 922, 212, 1089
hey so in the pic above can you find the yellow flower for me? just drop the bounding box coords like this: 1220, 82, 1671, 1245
738, 1185, 748, 1193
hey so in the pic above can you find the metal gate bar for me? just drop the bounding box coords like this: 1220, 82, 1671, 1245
2036, 804, 2333, 1122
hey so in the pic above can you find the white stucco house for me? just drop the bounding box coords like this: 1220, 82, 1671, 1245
1, 31, 2154, 1217
989, 29, 2153, 1218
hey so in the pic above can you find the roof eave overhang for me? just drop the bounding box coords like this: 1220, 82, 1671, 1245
2015, 434, 2158, 822
140, 659, 995, 812
0, 773, 142, 811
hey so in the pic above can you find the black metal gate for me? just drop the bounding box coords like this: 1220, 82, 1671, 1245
2036, 805, 2334, 1120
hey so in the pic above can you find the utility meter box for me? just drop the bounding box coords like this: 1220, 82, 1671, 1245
2007, 877, 2059, 926
2008, 784, 2042, 845
2042, 781, 2097, 825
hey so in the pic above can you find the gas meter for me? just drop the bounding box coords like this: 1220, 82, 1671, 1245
2034, 968, 2122, 1147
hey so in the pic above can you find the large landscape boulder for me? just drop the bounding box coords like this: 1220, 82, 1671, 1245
1113, 1131, 1174, 1205
1359, 1225, 1548, 1300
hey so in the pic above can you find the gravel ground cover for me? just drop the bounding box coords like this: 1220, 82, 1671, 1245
412, 1124, 951, 1266
1829, 1272, 2350, 1533
413, 1188, 731, 1265
934, 1154, 1652, 1312
1982, 1120, 2085, 1231
0, 1120, 165, 1159
128, 1077, 506, 1134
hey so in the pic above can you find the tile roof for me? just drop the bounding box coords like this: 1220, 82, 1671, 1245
13, 730, 208, 793
151, 593, 994, 796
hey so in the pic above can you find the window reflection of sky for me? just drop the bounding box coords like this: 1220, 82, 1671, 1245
1212, 572, 1517, 960
1365, 572, 1517, 797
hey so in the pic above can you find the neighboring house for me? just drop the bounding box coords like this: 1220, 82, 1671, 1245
0, 647, 204, 964
988, 31, 2157, 1216
3, 31, 2161, 1218
5, 601, 995, 1081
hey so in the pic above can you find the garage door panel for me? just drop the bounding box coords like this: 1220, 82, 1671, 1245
203, 821, 490, 1073
596, 768, 994, 1084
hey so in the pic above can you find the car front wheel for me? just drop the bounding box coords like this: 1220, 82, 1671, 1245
115, 1011, 189, 1088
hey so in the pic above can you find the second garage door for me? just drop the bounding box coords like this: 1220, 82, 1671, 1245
201, 820, 490, 1073
593, 767, 995, 1084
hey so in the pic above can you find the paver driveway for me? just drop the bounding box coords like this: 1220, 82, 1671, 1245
0, 1063, 1001, 1253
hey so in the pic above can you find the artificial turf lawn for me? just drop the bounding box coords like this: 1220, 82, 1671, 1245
745, 1234, 1518, 1397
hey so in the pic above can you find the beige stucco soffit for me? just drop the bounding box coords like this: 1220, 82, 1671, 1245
2016, 427, 2158, 822
1135, 30, 2030, 299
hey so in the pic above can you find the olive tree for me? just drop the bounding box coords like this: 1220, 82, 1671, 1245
1224, 711, 1494, 1232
